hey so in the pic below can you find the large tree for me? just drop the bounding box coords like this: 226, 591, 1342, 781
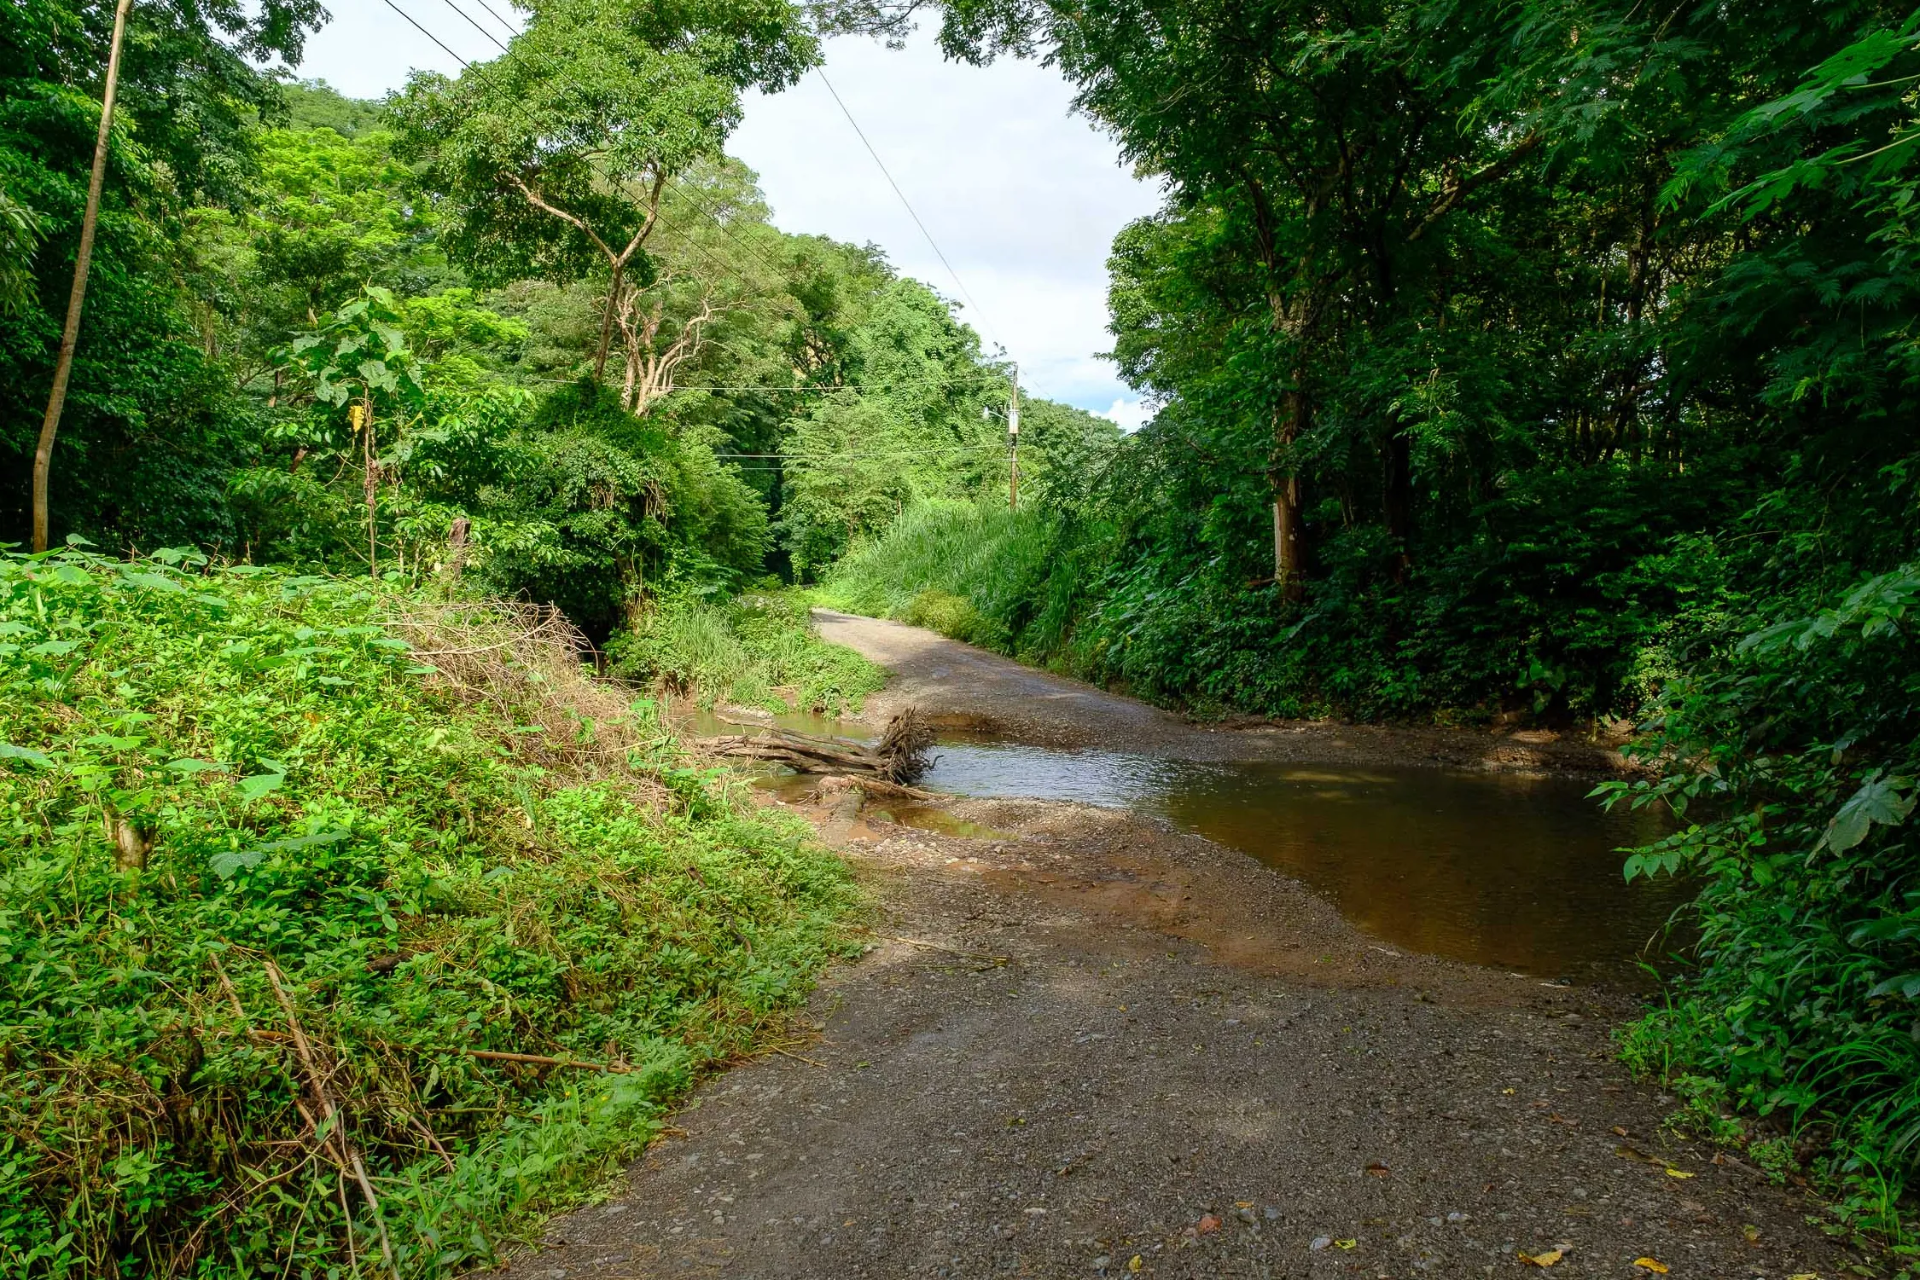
389, 0, 818, 387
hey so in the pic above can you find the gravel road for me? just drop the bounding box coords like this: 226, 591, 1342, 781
811, 609, 1631, 774
497, 616, 1864, 1280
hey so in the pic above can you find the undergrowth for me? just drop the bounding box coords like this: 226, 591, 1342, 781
0, 546, 857, 1278
1602, 561, 1920, 1269
822, 493, 1714, 722
610, 589, 886, 715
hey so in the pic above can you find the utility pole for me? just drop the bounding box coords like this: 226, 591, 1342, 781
1007, 362, 1019, 510
31, 0, 134, 552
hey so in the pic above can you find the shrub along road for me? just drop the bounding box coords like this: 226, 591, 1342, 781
501, 618, 1862, 1279
810, 609, 1631, 774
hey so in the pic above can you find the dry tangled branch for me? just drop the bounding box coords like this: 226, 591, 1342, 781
382, 597, 667, 797
698, 706, 934, 784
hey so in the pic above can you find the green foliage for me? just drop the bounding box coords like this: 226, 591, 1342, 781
0, 546, 853, 1276
824, 501, 1049, 656
775, 280, 1116, 577
0, 0, 329, 548
612, 589, 886, 714
278, 80, 384, 138
186, 121, 454, 387
1597, 553, 1920, 1244
387, 0, 816, 290
826, 2, 1920, 1240
0, 184, 39, 315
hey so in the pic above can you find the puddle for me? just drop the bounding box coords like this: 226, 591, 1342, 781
924, 743, 1684, 982
685, 706, 1687, 983
684, 707, 874, 744
865, 805, 1010, 841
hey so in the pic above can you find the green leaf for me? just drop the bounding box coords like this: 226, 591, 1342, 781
0, 743, 54, 767
235, 773, 286, 802
209, 828, 349, 880
1821, 773, 1916, 854
165, 758, 221, 774
121, 572, 185, 593
208, 850, 266, 880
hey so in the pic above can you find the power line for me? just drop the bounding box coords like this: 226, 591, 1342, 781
466, 0, 519, 42
815, 69, 1000, 350
435, 0, 508, 53
380, 0, 477, 68
660, 173, 793, 283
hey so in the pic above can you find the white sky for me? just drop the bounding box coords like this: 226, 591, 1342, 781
290, 1, 1163, 424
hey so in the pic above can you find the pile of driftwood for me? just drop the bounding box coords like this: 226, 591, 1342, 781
698, 707, 935, 794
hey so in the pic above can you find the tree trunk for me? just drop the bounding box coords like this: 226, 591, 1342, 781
1384, 425, 1414, 582
593, 261, 625, 384
31, 0, 133, 552
1272, 386, 1308, 601
447, 516, 470, 582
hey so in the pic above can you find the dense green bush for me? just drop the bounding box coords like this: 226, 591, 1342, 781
824, 486, 1718, 721
0, 547, 854, 1277
1605, 559, 1920, 1245
611, 589, 885, 714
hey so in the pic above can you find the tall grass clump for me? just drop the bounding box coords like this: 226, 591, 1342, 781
611, 590, 885, 714
823, 501, 1070, 657
0, 546, 856, 1278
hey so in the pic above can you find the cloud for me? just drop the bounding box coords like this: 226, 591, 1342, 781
729, 32, 1163, 413
1096, 398, 1154, 433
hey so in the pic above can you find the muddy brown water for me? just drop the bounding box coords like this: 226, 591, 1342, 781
695, 710, 1687, 985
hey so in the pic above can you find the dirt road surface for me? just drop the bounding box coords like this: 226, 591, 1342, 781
499, 617, 1861, 1280
811, 609, 1629, 774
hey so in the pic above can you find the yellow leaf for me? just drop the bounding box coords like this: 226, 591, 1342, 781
1520, 1249, 1565, 1267
1664, 1167, 1695, 1179
1334, 1239, 1357, 1250
1787, 1274, 1819, 1280
1127, 1256, 1142, 1273
1633, 1260, 1670, 1274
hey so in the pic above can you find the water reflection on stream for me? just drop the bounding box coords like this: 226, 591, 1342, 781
695, 711, 1687, 983
923, 742, 1686, 983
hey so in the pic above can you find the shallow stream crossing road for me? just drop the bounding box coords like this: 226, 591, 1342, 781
499, 616, 1863, 1280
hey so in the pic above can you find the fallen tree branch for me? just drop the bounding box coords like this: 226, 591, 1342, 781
698, 707, 934, 782
841, 775, 941, 802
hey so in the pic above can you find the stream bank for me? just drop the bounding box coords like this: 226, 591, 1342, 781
497, 614, 1860, 1280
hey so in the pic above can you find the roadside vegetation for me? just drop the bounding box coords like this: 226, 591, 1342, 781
0, 547, 855, 1275
825, 0, 1920, 1249
9, 0, 1920, 1265
611, 589, 886, 714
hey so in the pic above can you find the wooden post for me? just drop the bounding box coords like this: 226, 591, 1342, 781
1007, 363, 1020, 510
353, 396, 377, 579
31, 0, 134, 552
